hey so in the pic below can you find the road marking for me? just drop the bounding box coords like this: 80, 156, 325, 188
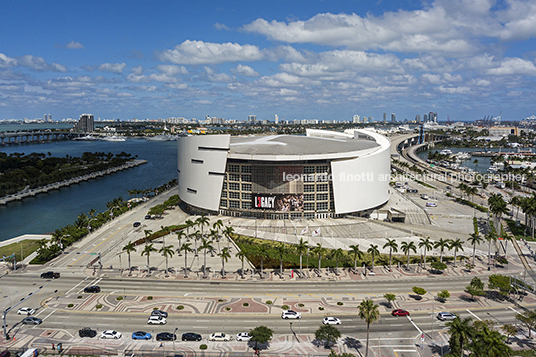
68, 224, 129, 266
390, 324, 404, 327
65, 277, 89, 295
466, 309, 482, 321
393, 350, 417, 352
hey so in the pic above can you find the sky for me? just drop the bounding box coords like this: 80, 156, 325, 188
1, 0, 536, 122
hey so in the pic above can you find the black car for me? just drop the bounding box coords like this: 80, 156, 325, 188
79, 327, 97, 338
156, 332, 176, 341
182, 332, 202, 341
84, 286, 100, 293
133, 222, 141, 227
151, 309, 168, 318
41, 271, 60, 279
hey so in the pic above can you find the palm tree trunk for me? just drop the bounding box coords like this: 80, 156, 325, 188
128, 254, 132, 275
184, 252, 188, 277
389, 249, 392, 271
454, 250, 457, 267
440, 250, 443, 263
423, 250, 427, 269
300, 255, 303, 274
365, 324, 370, 357
472, 244, 476, 266
371, 253, 375, 272
261, 258, 264, 276
407, 253, 410, 269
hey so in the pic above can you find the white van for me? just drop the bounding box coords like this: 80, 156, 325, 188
420, 194, 429, 200
19, 349, 38, 357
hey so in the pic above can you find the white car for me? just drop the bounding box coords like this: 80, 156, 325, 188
17, 307, 35, 315
322, 317, 341, 325
426, 202, 437, 207
236, 332, 251, 341
147, 315, 167, 325
209, 332, 231, 341
281, 310, 301, 319
101, 330, 122, 339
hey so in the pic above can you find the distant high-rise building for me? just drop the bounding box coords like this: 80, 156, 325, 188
43, 114, 47, 122
352, 115, 360, 123
415, 115, 421, 123
73, 114, 94, 132
275, 114, 279, 124
248, 115, 256, 122
383, 112, 387, 124
391, 113, 396, 123
48, 114, 52, 122
423, 113, 429, 122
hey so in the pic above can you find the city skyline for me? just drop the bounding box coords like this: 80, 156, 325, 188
1, 0, 536, 122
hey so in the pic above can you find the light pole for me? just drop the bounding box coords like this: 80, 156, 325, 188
3, 284, 46, 339
173, 327, 178, 349
428, 291, 435, 341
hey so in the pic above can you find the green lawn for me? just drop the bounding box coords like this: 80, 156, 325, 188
0, 239, 43, 264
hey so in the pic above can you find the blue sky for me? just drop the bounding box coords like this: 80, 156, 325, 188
1, 0, 536, 122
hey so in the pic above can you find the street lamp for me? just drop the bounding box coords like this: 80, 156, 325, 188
3, 284, 46, 339
173, 327, 178, 350
428, 291, 435, 341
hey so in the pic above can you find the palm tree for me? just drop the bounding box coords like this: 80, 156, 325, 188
159, 244, 175, 277
295, 238, 309, 275
419, 237, 433, 269
434, 238, 450, 263
467, 232, 484, 266
312, 243, 325, 272
199, 238, 214, 277
179, 242, 192, 277
445, 317, 473, 357
449, 238, 464, 267
192, 230, 201, 257
488, 193, 509, 233
485, 223, 498, 268
212, 219, 224, 245
143, 229, 153, 245
274, 243, 286, 276
176, 230, 186, 256
367, 244, 380, 272
184, 219, 195, 241
400, 241, 417, 270
358, 299, 381, 357
349, 244, 364, 273
223, 226, 235, 250
256, 244, 270, 277
331, 248, 344, 275
218, 247, 231, 278
236, 249, 248, 278
141, 243, 157, 274
122, 241, 136, 275
196, 214, 210, 238
209, 229, 220, 254
383, 239, 398, 272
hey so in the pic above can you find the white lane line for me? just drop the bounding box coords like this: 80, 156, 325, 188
393, 350, 418, 352
406, 315, 422, 334
65, 277, 89, 295
466, 309, 482, 321
390, 324, 404, 327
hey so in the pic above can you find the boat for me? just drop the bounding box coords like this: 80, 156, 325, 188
455, 152, 471, 160
440, 149, 452, 155
73, 134, 99, 141
101, 135, 126, 142
147, 134, 175, 141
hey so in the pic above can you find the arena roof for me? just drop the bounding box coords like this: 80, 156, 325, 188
229, 135, 379, 157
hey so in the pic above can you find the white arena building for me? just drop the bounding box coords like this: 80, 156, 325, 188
177, 129, 391, 219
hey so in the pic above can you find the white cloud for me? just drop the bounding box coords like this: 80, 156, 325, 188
157, 40, 264, 65
486, 57, 536, 75
131, 65, 144, 75
155, 64, 189, 76
214, 23, 230, 31
0, 53, 17, 68
99, 62, 127, 74
65, 41, 84, 49
230, 64, 259, 77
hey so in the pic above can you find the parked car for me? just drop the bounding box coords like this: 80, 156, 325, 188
236, 332, 251, 341
281, 310, 301, 319
391, 309, 410, 317
132, 331, 152, 340
84, 286, 100, 293
147, 316, 167, 325
79, 327, 97, 338
22, 317, 42, 325
17, 307, 35, 315
182, 332, 202, 341
156, 332, 176, 341
437, 312, 457, 321
145, 215, 151, 219
151, 310, 168, 318
209, 332, 231, 341
322, 317, 341, 325
133, 222, 141, 227
426, 202, 437, 207
40, 271, 60, 279
101, 330, 122, 339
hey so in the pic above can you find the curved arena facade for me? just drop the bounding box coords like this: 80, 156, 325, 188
177, 129, 391, 219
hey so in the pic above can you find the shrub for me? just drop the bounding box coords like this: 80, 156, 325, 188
176, 305, 184, 310
266, 300, 273, 305
282, 305, 290, 310
243, 303, 249, 307
218, 299, 224, 302
298, 303, 304, 307
225, 307, 231, 311
147, 296, 153, 300
67, 303, 74, 308
200, 344, 208, 350
77, 295, 83, 299
337, 302, 344, 306
318, 306, 324, 310
96, 304, 103, 309
412, 286, 427, 297
116, 296, 123, 301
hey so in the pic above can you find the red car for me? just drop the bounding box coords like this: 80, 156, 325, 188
392, 309, 410, 316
